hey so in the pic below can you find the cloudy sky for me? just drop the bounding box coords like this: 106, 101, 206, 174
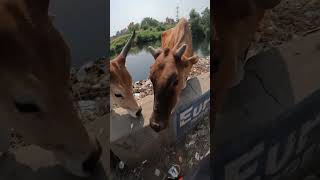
110, 0, 210, 36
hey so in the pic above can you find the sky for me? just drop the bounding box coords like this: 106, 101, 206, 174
110, 0, 210, 36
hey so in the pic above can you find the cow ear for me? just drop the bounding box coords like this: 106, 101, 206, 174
256, 0, 281, 9
25, 0, 50, 18
148, 46, 162, 60
187, 55, 198, 65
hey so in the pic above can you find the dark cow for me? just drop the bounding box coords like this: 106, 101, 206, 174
212, 0, 281, 112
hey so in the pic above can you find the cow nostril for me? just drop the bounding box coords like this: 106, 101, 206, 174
150, 122, 161, 132
136, 107, 142, 117
82, 139, 102, 174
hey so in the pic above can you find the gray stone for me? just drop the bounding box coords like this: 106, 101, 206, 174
78, 100, 96, 112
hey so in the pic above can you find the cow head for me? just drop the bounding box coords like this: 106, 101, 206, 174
148, 44, 198, 132
110, 30, 142, 118
0, 0, 101, 177
212, 0, 281, 112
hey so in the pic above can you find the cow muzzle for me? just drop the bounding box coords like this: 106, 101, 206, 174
149, 113, 168, 132
127, 106, 143, 118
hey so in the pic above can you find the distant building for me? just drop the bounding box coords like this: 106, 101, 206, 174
165, 17, 175, 24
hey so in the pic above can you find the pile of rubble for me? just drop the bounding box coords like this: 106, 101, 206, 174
70, 59, 110, 124
253, 0, 320, 52
113, 116, 210, 179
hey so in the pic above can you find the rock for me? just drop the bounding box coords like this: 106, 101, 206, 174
92, 83, 101, 90
78, 100, 96, 112
195, 152, 200, 161
81, 61, 95, 71
134, 93, 140, 99
96, 98, 108, 116
73, 82, 91, 95
76, 69, 87, 82
154, 169, 161, 176
119, 161, 125, 169
99, 76, 109, 88
304, 10, 320, 18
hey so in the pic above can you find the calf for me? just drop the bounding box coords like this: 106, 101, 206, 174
212, 0, 281, 112
148, 18, 198, 132
110, 30, 142, 118
0, 0, 101, 177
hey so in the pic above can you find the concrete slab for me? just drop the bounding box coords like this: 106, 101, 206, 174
0, 115, 109, 179
0, 147, 108, 180
278, 32, 320, 103
213, 31, 320, 180
214, 31, 320, 146
110, 73, 210, 166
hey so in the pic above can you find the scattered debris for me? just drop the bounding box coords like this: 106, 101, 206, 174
168, 165, 181, 179
142, 160, 148, 165
185, 140, 195, 148
119, 161, 125, 169
195, 152, 200, 161
154, 168, 161, 177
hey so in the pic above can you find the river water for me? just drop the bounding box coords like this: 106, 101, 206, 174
49, 0, 107, 67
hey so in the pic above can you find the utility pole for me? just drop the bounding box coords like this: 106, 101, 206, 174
176, 5, 179, 22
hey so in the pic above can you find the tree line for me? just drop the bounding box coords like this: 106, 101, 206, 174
110, 7, 210, 57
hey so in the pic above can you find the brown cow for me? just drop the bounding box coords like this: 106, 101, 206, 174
0, 0, 101, 177
148, 18, 198, 132
110, 30, 142, 118
213, 0, 281, 113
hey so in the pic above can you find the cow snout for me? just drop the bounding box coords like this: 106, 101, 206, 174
150, 121, 165, 132
136, 107, 142, 117
82, 139, 102, 174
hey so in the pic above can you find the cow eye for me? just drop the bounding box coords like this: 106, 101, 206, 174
114, 93, 123, 98
14, 101, 41, 113
173, 79, 179, 86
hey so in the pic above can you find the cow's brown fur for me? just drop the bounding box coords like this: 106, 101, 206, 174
148, 18, 198, 132
0, 0, 101, 177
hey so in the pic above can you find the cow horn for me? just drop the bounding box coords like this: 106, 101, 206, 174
148, 46, 162, 59
120, 30, 136, 58
176, 44, 187, 59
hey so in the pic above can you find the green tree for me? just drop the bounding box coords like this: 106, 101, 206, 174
141, 17, 160, 30
128, 22, 140, 32
201, 8, 210, 38
189, 9, 205, 39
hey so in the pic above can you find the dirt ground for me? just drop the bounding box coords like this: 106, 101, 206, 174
250, 0, 320, 55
